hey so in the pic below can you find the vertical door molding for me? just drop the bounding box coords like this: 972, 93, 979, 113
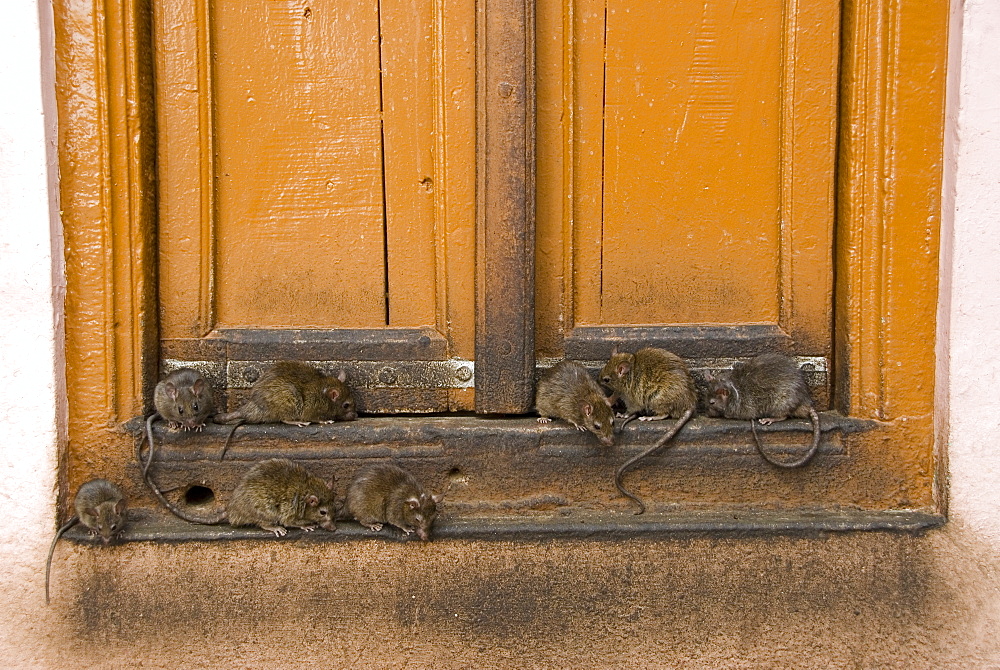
475, 0, 536, 412
55, 0, 158, 503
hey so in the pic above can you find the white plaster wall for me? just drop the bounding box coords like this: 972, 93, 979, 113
941, 0, 1000, 543
0, 0, 62, 654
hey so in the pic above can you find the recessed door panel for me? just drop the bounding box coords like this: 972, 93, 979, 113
536, 0, 838, 359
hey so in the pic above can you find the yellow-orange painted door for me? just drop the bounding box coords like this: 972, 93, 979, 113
536, 0, 838, 373
153, 0, 476, 412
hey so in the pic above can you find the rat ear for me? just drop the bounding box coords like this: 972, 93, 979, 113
324, 386, 342, 401
407, 497, 420, 510
717, 387, 729, 399
616, 361, 631, 377
114, 499, 126, 515
325, 478, 335, 491
582, 402, 594, 417
337, 369, 348, 383
164, 382, 178, 399
432, 493, 445, 503
611, 344, 620, 356
603, 394, 614, 407
306, 494, 320, 507
192, 378, 205, 394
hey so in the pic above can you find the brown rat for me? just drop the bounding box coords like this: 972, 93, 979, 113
534, 360, 616, 447
215, 361, 358, 460
46, 478, 126, 604
599, 346, 698, 514
147, 458, 337, 537
346, 463, 443, 541
704, 352, 821, 468
143, 368, 215, 478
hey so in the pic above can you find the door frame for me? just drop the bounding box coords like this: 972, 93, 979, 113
53, 0, 948, 514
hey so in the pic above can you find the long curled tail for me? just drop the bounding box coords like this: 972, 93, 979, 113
137, 413, 227, 524
750, 407, 821, 469
614, 407, 694, 515
46, 517, 78, 605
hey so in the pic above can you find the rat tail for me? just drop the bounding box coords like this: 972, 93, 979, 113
219, 419, 245, 461
46, 516, 78, 605
751, 408, 821, 468
141, 412, 161, 479
137, 412, 227, 524
142, 468, 227, 525
614, 407, 694, 515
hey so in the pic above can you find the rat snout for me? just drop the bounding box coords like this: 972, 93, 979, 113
320, 518, 336, 531
416, 528, 429, 541
599, 435, 615, 447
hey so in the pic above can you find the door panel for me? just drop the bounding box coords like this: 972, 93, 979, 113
536, 0, 839, 360
154, 0, 477, 411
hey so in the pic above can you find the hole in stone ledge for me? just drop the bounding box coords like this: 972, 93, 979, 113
184, 485, 215, 507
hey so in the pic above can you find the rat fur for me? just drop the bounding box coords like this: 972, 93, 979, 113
600, 347, 698, 513
147, 458, 337, 537
46, 479, 126, 604
142, 367, 215, 482
346, 463, 443, 541
215, 361, 358, 460
704, 352, 821, 468
534, 360, 615, 447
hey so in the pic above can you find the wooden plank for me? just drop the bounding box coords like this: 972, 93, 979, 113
380, 0, 438, 328
475, 0, 536, 413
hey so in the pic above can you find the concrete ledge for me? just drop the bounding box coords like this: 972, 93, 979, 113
65, 507, 943, 544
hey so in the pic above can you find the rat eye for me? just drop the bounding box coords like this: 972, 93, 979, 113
602, 376, 610, 383
178, 407, 185, 415
343, 402, 351, 409
110, 524, 117, 531
319, 509, 328, 517
192, 402, 199, 412
594, 422, 602, 429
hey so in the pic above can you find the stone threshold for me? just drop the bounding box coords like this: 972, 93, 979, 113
65, 507, 944, 544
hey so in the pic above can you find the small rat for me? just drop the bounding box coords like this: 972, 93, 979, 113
143, 368, 215, 479
215, 361, 358, 460
599, 346, 698, 514
704, 352, 821, 468
534, 359, 615, 447
148, 458, 337, 537
46, 478, 126, 604
346, 463, 443, 541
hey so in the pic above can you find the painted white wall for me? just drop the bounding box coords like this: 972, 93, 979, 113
0, 0, 999, 664
0, 0, 62, 651
941, 0, 1000, 543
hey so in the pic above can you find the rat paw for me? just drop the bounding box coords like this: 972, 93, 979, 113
365, 523, 384, 532
263, 525, 288, 537
536, 417, 553, 424
282, 420, 312, 427
638, 415, 667, 422
300, 525, 317, 532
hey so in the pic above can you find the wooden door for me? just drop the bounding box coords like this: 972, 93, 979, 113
536, 0, 838, 383
153, 0, 479, 413
154, 0, 837, 416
